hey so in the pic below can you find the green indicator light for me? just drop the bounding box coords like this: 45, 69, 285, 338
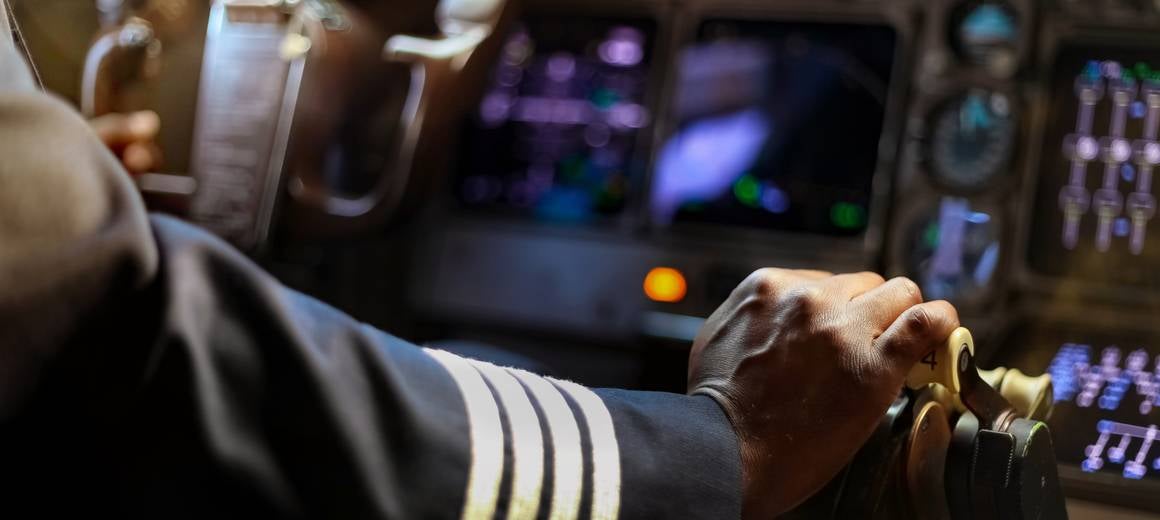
830, 202, 867, 229
590, 88, 619, 110
733, 175, 761, 207
1134, 62, 1160, 83
923, 222, 941, 249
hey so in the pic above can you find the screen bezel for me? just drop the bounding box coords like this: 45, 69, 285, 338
644, 17, 900, 240
641, 1, 915, 260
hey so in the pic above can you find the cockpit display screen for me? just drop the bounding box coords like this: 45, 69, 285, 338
997, 327, 1160, 484
649, 20, 896, 236
1049, 343, 1159, 482
1029, 44, 1160, 286
454, 17, 656, 223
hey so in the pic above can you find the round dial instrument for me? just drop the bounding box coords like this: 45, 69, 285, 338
950, 1, 1020, 73
904, 197, 1001, 302
927, 89, 1017, 192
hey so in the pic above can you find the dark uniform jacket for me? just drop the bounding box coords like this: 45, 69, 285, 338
0, 7, 740, 518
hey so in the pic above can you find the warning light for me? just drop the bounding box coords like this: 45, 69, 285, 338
644, 267, 687, 303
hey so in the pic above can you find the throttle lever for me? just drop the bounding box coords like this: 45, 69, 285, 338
906, 327, 1018, 431
957, 349, 1019, 432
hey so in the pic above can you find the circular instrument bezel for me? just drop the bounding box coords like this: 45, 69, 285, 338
923, 87, 1020, 195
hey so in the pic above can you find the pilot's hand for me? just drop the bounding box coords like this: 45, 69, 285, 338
89, 110, 162, 175
688, 268, 959, 517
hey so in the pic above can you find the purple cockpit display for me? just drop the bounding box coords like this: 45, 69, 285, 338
455, 17, 656, 223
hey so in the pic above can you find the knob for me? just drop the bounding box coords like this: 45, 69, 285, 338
978, 367, 1007, 389
997, 368, 1054, 421
907, 327, 975, 394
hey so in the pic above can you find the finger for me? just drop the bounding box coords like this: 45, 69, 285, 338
122, 142, 161, 174
876, 300, 960, 372
850, 277, 922, 332
90, 110, 160, 147
820, 271, 886, 300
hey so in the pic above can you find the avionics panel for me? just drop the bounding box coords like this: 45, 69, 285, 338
1028, 43, 1160, 287
453, 16, 658, 223
994, 321, 1160, 509
650, 19, 897, 236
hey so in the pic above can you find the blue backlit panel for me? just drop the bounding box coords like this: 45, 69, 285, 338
1045, 343, 1160, 481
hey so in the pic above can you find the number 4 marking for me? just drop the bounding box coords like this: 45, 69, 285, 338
922, 351, 938, 370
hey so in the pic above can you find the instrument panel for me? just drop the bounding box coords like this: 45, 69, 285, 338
417, 0, 1160, 512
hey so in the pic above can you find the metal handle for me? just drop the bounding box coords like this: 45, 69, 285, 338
286, 0, 508, 223
80, 17, 160, 118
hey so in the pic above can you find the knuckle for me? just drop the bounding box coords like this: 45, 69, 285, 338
894, 277, 922, 303
784, 284, 825, 313
933, 300, 961, 326
860, 271, 887, 285
906, 305, 932, 335
745, 268, 783, 296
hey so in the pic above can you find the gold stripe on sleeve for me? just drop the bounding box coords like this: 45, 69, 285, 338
551, 379, 622, 520
471, 361, 545, 520
508, 369, 584, 520
425, 349, 505, 520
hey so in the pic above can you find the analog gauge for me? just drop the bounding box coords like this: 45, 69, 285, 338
950, 1, 1020, 73
927, 89, 1016, 192
905, 197, 1001, 302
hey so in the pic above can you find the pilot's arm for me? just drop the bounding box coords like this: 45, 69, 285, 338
0, 8, 958, 518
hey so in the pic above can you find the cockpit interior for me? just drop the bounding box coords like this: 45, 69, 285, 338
10, 0, 1160, 516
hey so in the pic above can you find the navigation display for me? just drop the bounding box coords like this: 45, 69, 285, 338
454, 17, 656, 223
1029, 44, 1160, 285
649, 20, 896, 236
997, 327, 1160, 484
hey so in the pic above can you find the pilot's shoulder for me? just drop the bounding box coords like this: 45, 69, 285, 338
0, 92, 134, 251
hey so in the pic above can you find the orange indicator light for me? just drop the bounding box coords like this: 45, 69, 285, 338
644, 267, 687, 303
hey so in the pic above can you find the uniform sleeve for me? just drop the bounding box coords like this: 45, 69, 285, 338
0, 14, 740, 518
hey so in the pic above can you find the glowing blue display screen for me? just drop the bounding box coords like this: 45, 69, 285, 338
650, 20, 896, 236
1047, 343, 1160, 481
